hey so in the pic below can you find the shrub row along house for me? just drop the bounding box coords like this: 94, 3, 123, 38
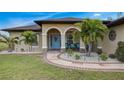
1, 17, 124, 54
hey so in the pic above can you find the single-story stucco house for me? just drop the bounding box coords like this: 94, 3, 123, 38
1, 17, 124, 54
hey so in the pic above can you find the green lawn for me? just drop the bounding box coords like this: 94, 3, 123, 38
0, 54, 124, 80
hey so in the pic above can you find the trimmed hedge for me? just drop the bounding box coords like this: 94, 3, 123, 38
115, 41, 124, 62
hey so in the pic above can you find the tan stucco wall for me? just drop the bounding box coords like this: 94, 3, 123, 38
102, 24, 124, 54
10, 32, 21, 38
41, 23, 85, 51
42, 23, 80, 35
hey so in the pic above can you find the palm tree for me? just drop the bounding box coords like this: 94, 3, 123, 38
0, 34, 19, 52
73, 19, 109, 56
20, 31, 37, 52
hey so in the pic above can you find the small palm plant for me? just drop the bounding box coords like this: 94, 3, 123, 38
20, 31, 37, 52
73, 19, 109, 56
0, 34, 19, 52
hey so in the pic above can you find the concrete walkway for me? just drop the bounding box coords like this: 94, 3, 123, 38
44, 51, 124, 72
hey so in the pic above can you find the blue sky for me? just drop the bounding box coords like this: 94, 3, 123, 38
0, 12, 122, 29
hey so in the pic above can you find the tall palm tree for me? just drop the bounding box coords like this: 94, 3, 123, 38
20, 31, 37, 52
73, 19, 109, 56
0, 34, 19, 52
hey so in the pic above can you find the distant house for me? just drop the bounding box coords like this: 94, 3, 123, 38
1, 17, 124, 54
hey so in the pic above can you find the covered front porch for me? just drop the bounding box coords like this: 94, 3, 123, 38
41, 27, 85, 52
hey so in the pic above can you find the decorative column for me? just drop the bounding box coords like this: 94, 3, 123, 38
61, 33, 65, 52
42, 33, 47, 52
38, 32, 42, 51
80, 38, 85, 52
36, 33, 39, 46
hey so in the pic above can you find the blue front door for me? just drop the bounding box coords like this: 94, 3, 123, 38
51, 35, 61, 49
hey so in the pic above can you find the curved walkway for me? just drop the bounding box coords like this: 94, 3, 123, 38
44, 51, 124, 72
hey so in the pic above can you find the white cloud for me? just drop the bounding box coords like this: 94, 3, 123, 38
0, 12, 63, 29
94, 13, 101, 17
0, 13, 63, 36
2, 18, 34, 28
34, 12, 63, 20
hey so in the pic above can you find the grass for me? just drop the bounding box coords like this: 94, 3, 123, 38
0, 54, 124, 80
0, 43, 8, 51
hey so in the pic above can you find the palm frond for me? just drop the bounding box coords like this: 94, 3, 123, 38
0, 39, 7, 43
72, 31, 80, 43
74, 19, 109, 45
0, 34, 9, 42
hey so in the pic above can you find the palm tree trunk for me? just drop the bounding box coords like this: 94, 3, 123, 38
29, 45, 33, 52
31, 45, 32, 52
28, 45, 31, 52
88, 43, 92, 56
9, 43, 12, 52
29, 46, 31, 52
8, 44, 11, 52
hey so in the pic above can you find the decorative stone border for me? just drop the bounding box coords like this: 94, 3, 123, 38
58, 53, 122, 64
43, 52, 124, 72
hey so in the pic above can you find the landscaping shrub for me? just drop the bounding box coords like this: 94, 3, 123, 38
66, 49, 74, 57
96, 48, 103, 55
74, 53, 81, 60
100, 53, 108, 61
0, 43, 8, 51
21, 48, 25, 52
109, 54, 116, 59
115, 41, 124, 62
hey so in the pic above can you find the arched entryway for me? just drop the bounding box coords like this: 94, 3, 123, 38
47, 28, 61, 50
65, 28, 80, 50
